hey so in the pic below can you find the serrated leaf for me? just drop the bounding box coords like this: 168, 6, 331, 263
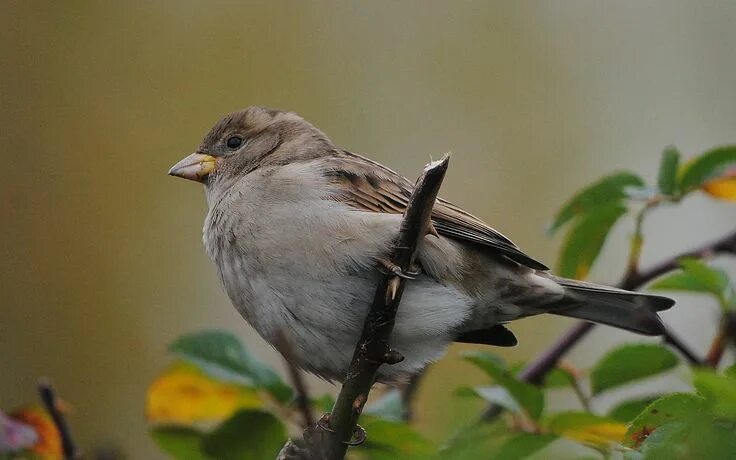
624, 393, 708, 447
590, 343, 678, 395
657, 147, 681, 195
360, 418, 437, 460
546, 412, 626, 446
364, 389, 403, 422
679, 145, 736, 192
201, 410, 286, 460
146, 362, 262, 424
649, 259, 734, 309
549, 171, 644, 234
693, 370, 736, 419
462, 352, 544, 419
607, 397, 659, 423
556, 204, 628, 279
636, 415, 736, 459
494, 433, 557, 460
150, 426, 209, 460
169, 330, 292, 402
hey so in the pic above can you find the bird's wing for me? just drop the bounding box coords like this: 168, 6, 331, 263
320, 150, 549, 271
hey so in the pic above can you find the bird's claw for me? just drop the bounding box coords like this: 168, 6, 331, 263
377, 258, 420, 279
317, 414, 334, 433
342, 424, 367, 446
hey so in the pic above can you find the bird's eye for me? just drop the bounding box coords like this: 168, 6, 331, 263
226, 136, 244, 149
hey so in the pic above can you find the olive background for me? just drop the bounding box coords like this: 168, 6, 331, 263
2, 1, 735, 458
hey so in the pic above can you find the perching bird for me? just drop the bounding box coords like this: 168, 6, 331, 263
169, 106, 674, 383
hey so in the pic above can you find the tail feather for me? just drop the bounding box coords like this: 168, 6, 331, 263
550, 277, 674, 336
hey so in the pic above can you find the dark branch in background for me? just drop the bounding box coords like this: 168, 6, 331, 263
38, 379, 78, 460
276, 330, 315, 429
482, 227, 736, 420
278, 156, 450, 460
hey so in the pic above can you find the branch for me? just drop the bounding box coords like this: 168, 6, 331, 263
279, 155, 450, 459
482, 227, 736, 420
320, 155, 449, 459
38, 379, 78, 460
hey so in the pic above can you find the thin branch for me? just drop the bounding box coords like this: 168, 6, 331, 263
38, 379, 78, 460
705, 312, 736, 368
482, 227, 736, 420
318, 155, 450, 459
278, 155, 450, 459
276, 330, 315, 429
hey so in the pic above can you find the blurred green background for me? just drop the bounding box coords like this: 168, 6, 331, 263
2, 1, 735, 458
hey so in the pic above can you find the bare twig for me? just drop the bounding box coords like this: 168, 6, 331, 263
482, 227, 736, 420
705, 312, 736, 367
276, 330, 315, 429
38, 379, 78, 460
316, 155, 449, 459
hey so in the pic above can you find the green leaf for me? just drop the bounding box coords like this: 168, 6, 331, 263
462, 352, 545, 419
693, 370, 736, 419
312, 394, 336, 413
543, 367, 577, 389
150, 426, 209, 460
590, 343, 678, 395
549, 171, 644, 234
649, 259, 734, 309
608, 397, 659, 423
724, 364, 736, 380
364, 389, 403, 422
624, 393, 708, 447
457, 385, 523, 414
636, 416, 736, 459
360, 418, 437, 460
169, 330, 292, 402
657, 146, 681, 195
201, 410, 287, 460
495, 433, 557, 460
556, 204, 628, 279
679, 145, 736, 191
440, 421, 513, 460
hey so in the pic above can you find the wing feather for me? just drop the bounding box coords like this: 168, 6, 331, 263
321, 151, 549, 271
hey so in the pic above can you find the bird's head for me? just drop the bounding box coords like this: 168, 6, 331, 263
168, 106, 332, 191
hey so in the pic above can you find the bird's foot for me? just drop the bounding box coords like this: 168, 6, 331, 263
376, 258, 421, 279
343, 424, 366, 446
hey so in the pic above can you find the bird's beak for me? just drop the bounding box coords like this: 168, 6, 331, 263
168, 153, 217, 183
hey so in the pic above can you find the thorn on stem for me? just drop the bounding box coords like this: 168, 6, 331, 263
383, 349, 405, 364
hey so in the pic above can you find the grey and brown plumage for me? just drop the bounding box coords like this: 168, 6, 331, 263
169, 106, 674, 382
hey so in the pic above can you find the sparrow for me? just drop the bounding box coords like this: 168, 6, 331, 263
169, 106, 674, 383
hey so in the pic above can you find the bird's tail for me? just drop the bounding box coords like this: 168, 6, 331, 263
549, 276, 674, 336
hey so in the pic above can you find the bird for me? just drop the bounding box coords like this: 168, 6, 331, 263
169, 106, 674, 383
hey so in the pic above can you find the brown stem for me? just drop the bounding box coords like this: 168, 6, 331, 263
482, 227, 736, 420
278, 156, 450, 459
38, 380, 78, 460
705, 312, 736, 368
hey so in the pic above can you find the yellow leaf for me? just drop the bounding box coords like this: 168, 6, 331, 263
561, 422, 627, 446
146, 361, 262, 424
702, 169, 736, 201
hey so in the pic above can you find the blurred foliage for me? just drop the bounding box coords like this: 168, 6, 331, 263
2, 145, 735, 459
